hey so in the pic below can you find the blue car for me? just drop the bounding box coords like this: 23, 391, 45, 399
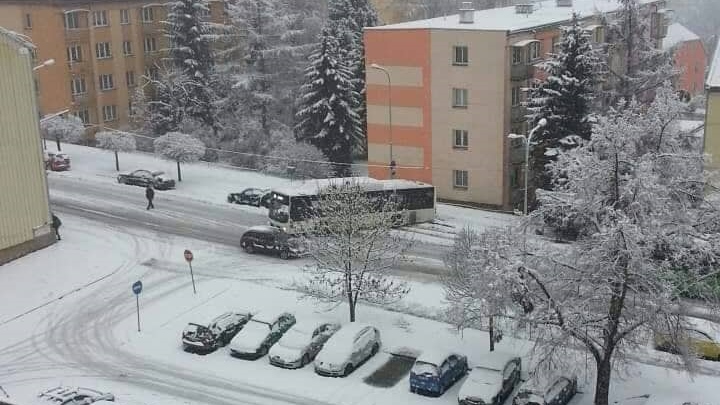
410, 351, 468, 396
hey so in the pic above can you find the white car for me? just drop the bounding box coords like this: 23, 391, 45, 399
458, 352, 522, 405
314, 323, 381, 377
268, 321, 340, 369
228, 312, 296, 359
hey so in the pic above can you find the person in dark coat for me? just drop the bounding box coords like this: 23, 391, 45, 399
51, 213, 62, 240
145, 184, 155, 210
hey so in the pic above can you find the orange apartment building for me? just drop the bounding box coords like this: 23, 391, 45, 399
365, 0, 669, 210
0, 0, 223, 131
663, 22, 707, 98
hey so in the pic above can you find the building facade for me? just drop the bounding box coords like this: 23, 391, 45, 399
663, 23, 706, 98
365, 0, 668, 210
0, 0, 224, 131
0, 27, 55, 265
705, 42, 720, 172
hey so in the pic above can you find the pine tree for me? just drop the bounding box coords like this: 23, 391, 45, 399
295, 27, 361, 177
166, 0, 217, 132
525, 13, 603, 193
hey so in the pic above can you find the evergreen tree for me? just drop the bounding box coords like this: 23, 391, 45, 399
295, 27, 361, 177
525, 13, 603, 194
166, 0, 217, 132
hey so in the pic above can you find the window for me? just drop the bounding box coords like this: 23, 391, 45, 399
120, 9, 130, 24
123, 41, 133, 55
510, 164, 522, 188
144, 36, 157, 53
92, 10, 108, 26
142, 6, 154, 22
96, 42, 111, 59
126, 70, 136, 86
594, 26, 605, 43
99, 74, 114, 90
103, 105, 117, 122
452, 88, 468, 108
453, 45, 468, 66
453, 170, 468, 188
511, 86, 522, 106
199, 5, 211, 17
75, 109, 90, 124
64, 11, 80, 29
145, 66, 159, 80
551, 36, 560, 52
512, 47, 523, 65
527, 42, 540, 61
70, 76, 86, 95
128, 100, 134, 116
25, 13, 32, 29
453, 129, 468, 149
66, 44, 82, 62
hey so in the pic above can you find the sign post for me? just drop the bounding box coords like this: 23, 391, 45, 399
184, 249, 196, 294
132, 280, 143, 332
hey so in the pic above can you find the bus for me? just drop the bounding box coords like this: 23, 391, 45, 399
268, 177, 436, 233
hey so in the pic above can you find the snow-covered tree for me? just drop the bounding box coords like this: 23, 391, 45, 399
40, 115, 85, 151
95, 131, 137, 171
301, 179, 412, 322
295, 26, 362, 176
264, 135, 332, 179
153, 132, 205, 182
443, 85, 720, 405
142, 68, 187, 135
524, 13, 604, 194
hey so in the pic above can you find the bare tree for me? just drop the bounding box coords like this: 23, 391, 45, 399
153, 132, 205, 182
300, 179, 412, 322
95, 131, 137, 171
40, 115, 85, 151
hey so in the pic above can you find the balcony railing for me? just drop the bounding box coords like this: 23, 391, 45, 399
511, 63, 534, 81
64, 28, 90, 42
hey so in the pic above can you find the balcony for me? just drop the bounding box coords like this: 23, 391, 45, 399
511, 63, 534, 81
67, 60, 89, 74
64, 28, 90, 42
511, 105, 527, 123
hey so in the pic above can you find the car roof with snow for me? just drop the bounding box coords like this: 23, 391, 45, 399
210, 311, 250, 328
322, 323, 374, 351
416, 349, 463, 366
458, 367, 504, 402
246, 225, 281, 234
250, 311, 292, 325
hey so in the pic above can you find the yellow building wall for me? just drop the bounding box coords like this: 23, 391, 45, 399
0, 32, 53, 256
705, 91, 720, 170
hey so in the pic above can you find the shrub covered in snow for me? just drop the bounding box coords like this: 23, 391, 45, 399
153, 132, 206, 181
95, 131, 137, 171
40, 115, 85, 151
263, 136, 332, 179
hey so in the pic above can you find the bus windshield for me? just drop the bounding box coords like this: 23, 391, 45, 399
269, 193, 290, 223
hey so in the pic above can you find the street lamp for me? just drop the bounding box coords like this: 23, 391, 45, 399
508, 118, 547, 215
370, 63, 394, 179
33, 58, 55, 71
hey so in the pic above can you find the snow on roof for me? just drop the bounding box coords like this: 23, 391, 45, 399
0, 26, 35, 50
708, 40, 720, 89
416, 349, 461, 366
663, 23, 701, 50
367, 0, 659, 33
271, 177, 432, 197
458, 367, 504, 402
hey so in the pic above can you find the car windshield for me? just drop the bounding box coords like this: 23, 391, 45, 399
412, 361, 439, 376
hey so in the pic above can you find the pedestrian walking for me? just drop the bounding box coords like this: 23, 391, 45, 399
145, 184, 155, 210
51, 213, 62, 240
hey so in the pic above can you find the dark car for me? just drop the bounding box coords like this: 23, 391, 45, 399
513, 375, 577, 405
410, 351, 468, 396
117, 169, 176, 190
240, 226, 305, 260
182, 312, 251, 353
228, 188, 271, 207
229, 312, 297, 360
45, 151, 71, 171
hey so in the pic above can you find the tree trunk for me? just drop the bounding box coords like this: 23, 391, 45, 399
489, 316, 495, 352
114, 151, 119, 171
349, 296, 356, 322
594, 358, 612, 405
176, 160, 182, 182
55, 136, 62, 151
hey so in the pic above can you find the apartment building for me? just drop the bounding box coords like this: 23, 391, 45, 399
365, 0, 668, 210
0, 27, 54, 264
0, 0, 223, 131
705, 42, 720, 172
663, 23, 706, 98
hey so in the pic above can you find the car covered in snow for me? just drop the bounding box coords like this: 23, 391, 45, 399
117, 169, 175, 190
513, 374, 577, 405
240, 226, 306, 260
45, 151, 71, 171
654, 317, 720, 361
38, 386, 115, 405
227, 188, 271, 207
457, 352, 522, 405
181, 311, 252, 353
268, 321, 341, 369
228, 312, 296, 359
314, 323, 381, 377
409, 351, 468, 396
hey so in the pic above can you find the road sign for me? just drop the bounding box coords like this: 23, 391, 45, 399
132, 280, 143, 295
184, 249, 194, 262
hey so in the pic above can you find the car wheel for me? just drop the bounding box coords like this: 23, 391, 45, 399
371, 343, 379, 356
279, 250, 290, 260
301, 354, 310, 366
244, 244, 254, 254
343, 363, 354, 377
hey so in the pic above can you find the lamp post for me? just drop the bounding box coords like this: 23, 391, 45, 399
370, 63, 394, 179
33, 58, 55, 71
508, 118, 547, 215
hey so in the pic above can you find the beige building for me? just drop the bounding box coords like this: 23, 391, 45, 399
705, 42, 720, 172
365, 0, 668, 210
0, 26, 55, 264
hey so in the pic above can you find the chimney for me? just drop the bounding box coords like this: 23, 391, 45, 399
515, 4, 534, 14
556, 0, 573, 6
459, 1, 474, 24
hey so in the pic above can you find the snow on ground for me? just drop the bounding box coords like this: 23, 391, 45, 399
1, 213, 719, 405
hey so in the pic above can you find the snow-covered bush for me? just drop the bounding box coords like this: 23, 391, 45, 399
153, 132, 205, 182
95, 131, 137, 171
40, 115, 85, 151
263, 135, 331, 179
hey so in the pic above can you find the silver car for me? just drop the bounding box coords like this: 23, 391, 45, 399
314, 323, 381, 377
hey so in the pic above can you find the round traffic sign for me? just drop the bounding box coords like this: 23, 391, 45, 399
184, 249, 193, 262
132, 280, 143, 295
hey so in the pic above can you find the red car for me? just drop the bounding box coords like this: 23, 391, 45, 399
45, 151, 71, 171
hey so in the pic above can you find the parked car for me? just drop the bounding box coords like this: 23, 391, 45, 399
458, 352, 522, 405
45, 151, 71, 171
240, 226, 305, 259
228, 312, 296, 360
269, 321, 341, 369
654, 317, 720, 361
227, 188, 271, 207
39, 386, 115, 405
409, 351, 468, 396
513, 374, 577, 405
181, 311, 252, 353
314, 323, 381, 377
117, 169, 175, 190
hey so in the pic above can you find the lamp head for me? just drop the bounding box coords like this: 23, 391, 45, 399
538, 118, 548, 127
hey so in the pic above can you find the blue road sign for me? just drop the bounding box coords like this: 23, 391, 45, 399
132, 280, 143, 295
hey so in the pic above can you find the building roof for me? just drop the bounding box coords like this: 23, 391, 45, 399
0, 26, 34, 50
663, 23, 701, 50
366, 0, 661, 33
707, 41, 720, 89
